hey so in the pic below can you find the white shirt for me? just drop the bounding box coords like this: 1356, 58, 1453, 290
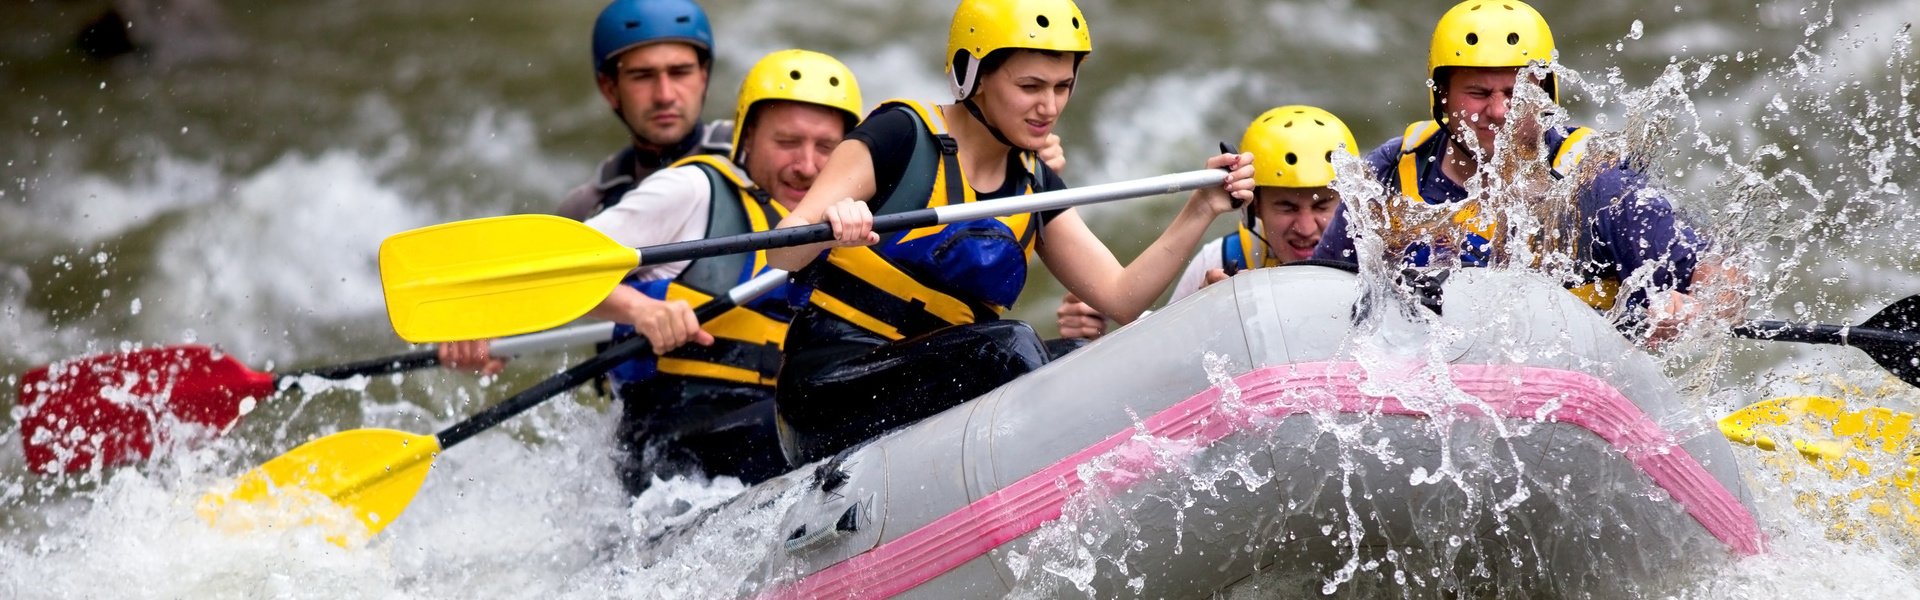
582, 165, 715, 282
1170, 238, 1226, 303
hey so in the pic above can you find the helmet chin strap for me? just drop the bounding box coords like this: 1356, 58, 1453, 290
961, 98, 1022, 151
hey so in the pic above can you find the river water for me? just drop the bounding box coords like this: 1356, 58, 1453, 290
4, 0, 1920, 597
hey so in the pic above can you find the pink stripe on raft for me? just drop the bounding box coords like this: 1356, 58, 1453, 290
761, 363, 1764, 599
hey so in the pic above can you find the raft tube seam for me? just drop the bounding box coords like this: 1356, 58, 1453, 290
759, 362, 1764, 599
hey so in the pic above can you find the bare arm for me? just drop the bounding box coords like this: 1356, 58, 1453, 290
585, 285, 712, 354
767, 140, 882, 271
1039, 153, 1255, 323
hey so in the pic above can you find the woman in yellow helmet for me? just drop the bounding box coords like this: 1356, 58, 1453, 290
765, 0, 1254, 465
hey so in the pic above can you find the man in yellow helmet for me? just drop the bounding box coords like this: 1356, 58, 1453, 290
443, 50, 865, 494
1311, 0, 1729, 342
1057, 106, 1358, 340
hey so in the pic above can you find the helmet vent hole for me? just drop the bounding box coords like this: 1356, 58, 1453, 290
1503, 4, 1515, 9
1465, 32, 1479, 45
1325, 151, 1334, 162
624, 20, 640, 29
1507, 33, 1519, 45
1072, 17, 1080, 29
789, 70, 802, 80
1285, 152, 1298, 165
829, 76, 840, 86
1283, 120, 1294, 128
1036, 15, 1050, 28
1313, 119, 1325, 126
676, 16, 690, 23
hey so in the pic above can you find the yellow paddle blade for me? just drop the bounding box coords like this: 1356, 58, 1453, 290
198, 428, 441, 544
1721, 396, 1920, 541
380, 215, 637, 343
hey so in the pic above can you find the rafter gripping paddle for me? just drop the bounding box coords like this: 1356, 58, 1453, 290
18, 322, 615, 474
378, 169, 1231, 343
198, 270, 786, 540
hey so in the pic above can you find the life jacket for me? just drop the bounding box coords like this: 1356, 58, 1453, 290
1388, 120, 1619, 310
608, 154, 793, 387
1220, 220, 1282, 274
796, 100, 1050, 341
587, 120, 736, 218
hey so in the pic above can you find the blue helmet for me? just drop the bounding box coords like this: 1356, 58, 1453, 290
591, 0, 714, 75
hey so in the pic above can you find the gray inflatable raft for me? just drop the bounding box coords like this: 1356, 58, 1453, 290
701, 265, 1759, 599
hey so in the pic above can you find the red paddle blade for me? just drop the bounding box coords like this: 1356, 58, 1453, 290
17, 345, 277, 474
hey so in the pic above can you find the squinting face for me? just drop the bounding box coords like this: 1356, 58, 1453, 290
1438, 67, 1520, 156
742, 101, 846, 208
971, 50, 1075, 151
1256, 186, 1339, 263
596, 42, 708, 147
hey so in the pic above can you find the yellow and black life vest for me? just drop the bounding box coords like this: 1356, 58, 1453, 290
1388, 120, 1619, 310
608, 154, 793, 387
797, 99, 1050, 341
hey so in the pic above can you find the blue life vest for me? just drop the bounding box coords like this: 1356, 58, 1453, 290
795, 100, 1050, 341
608, 155, 795, 387
1386, 120, 1620, 309
1220, 220, 1282, 274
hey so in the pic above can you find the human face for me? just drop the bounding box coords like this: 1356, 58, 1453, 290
742, 101, 846, 208
1437, 67, 1520, 156
1256, 186, 1339, 263
971, 50, 1076, 151
595, 42, 708, 148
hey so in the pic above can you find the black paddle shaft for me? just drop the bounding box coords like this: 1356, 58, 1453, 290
1731, 294, 1920, 388
431, 292, 740, 450
637, 212, 940, 267
282, 350, 441, 383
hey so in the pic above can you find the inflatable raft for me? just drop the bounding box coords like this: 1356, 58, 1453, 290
655, 264, 1763, 598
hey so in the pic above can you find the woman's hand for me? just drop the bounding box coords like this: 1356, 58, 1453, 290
823, 198, 880, 247
1055, 293, 1107, 340
1038, 133, 1067, 175
1189, 152, 1256, 217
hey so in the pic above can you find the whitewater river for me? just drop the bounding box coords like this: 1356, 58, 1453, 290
5, 0, 1920, 597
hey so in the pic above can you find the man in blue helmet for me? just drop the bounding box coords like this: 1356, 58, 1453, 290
555, 0, 732, 221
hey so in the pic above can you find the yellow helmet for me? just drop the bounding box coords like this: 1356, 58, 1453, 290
1240, 106, 1359, 189
946, 0, 1091, 100
732, 49, 864, 162
1427, 0, 1557, 123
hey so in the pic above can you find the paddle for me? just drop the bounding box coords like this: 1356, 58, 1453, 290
379, 169, 1232, 343
1730, 293, 1920, 388
1718, 396, 1917, 532
17, 322, 617, 475
197, 269, 788, 540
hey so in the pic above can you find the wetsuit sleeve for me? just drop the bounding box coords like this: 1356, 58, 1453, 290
1583, 167, 1703, 309
1311, 203, 1359, 262
844, 107, 919, 205
1311, 139, 1402, 263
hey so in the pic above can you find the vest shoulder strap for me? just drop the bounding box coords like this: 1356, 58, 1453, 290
666, 158, 759, 296
1401, 120, 1442, 154
1550, 126, 1596, 177
1396, 120, 1442, 201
